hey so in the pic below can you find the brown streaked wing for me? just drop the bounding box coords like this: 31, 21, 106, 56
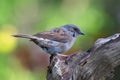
33, 29, 71, 43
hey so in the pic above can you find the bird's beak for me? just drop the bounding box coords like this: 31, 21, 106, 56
79, 32, 84, 35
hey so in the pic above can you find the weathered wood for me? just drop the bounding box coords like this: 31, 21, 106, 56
47, 33, 120, 80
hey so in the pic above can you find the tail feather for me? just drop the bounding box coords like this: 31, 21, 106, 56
12, 34, 37, 39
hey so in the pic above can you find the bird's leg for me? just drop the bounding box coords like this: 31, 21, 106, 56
65, 53, 76, 64
56, 54, 76, 64
57, 54, 68, 60
50, 54, 76, 64
49, 54, 67, 63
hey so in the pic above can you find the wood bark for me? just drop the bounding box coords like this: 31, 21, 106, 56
47, 33, 120, 80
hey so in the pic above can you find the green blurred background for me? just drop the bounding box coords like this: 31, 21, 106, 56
0, 0, 120, 80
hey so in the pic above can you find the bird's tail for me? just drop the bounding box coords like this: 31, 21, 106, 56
12, 34, 37, 40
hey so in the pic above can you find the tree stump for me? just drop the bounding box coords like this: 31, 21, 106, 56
47, 33, 120, 80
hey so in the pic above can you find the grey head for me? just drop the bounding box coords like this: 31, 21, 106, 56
61, 24, 84, 37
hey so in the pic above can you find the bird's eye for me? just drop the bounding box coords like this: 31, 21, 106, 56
73, 32, 76, 37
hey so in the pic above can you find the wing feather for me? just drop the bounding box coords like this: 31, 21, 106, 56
34, 28, 71, 43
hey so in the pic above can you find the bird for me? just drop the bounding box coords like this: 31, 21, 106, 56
13, 24, 84, 62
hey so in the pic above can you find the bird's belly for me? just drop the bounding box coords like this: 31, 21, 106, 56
36, 40, 66, 54
33, 38, 71, 54
41, 45, 65, 54
46, 43, 72, 54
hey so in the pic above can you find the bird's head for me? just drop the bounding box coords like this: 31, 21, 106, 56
62, 24, 84, 37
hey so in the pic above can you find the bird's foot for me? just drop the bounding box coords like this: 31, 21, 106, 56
57, 54, 76, 64
65, 54, 76, 64
50, 54, 75, 65
50, 54, 67, 64
56, 54, 68, 60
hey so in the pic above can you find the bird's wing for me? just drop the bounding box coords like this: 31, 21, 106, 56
34, 28, 71, 43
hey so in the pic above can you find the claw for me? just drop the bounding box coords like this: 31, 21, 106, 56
57, 54, 67, 60
65, 54, 76, 64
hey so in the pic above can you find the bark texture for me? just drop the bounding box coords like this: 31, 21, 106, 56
47, 33, 120, 80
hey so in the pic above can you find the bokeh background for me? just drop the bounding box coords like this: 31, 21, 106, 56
0, 0, 120, 80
